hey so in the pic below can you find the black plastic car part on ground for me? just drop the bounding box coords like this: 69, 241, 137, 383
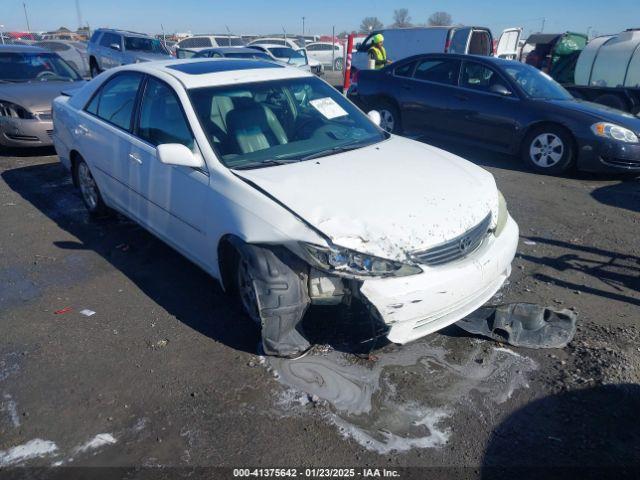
349, 53, 640, 175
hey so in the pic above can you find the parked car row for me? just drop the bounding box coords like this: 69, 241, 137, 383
0, 45, 84, 148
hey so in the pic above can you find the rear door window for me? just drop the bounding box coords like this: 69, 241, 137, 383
414, 59, 461, 85
86, 73, 143, 131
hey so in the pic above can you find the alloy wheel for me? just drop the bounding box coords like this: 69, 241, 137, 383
379, 109, 395, 133
78, 162, 99, 211
529, 133, 564, 168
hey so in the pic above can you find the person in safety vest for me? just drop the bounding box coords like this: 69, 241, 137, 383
368, 33, 391, 69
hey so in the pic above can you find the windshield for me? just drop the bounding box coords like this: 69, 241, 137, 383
504, 62, 573, 100
0, 52, 81, 82
189, 77, 386, 169
225, 51, 273, 60
269, 47, 306, 65
124, 37, 169, 55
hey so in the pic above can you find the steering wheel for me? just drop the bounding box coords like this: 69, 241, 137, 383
37, 70, 57, 80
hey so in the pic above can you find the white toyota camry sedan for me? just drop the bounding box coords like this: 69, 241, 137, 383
52, 58, 519, 357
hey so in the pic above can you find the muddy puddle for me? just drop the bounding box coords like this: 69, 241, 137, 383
266, 336, 537, 454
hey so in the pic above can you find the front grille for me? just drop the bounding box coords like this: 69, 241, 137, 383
5, 133, 39, 142
46, 129, 54, 138
410, 214, 492, 266
601, 157, 640, 168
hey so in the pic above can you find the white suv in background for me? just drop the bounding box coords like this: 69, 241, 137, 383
176, 35, 245, 55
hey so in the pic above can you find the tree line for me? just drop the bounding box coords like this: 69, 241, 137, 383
358, 9, 453, 34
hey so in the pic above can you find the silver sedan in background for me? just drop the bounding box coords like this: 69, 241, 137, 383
0, 45, 85, 148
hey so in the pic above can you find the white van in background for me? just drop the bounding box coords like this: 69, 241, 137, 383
351, 26, 493, 72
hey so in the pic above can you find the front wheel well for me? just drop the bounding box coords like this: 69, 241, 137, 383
217, 234, 242, 293
521, 122, 577, 153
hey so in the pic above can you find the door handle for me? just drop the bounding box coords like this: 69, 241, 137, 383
454, 94, 469, 101
128, 153, 142, 164
74, 124, 89, 135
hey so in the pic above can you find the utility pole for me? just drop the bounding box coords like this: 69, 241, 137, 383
302, 16, 305, 37
0, 25, 5, 45
75, 0, 83, 30
540, 17, 545, 33
586, 26, 592, 39
332, 25, 335, 71
225, 25, 232, 46
23, 2, 31, 33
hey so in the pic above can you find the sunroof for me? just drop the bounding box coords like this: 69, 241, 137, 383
167, 60, 282, 75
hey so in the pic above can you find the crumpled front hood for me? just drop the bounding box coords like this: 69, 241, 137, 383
0, 81, 85, 113
235, 136, 499, 261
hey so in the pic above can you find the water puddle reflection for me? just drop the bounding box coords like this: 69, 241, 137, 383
267, 336, 537, 454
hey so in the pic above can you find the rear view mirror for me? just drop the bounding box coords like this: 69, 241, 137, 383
109, 43, 121, 51
490, 84, 512, 96
367, 110, 382, 126
157, 143, 203, 168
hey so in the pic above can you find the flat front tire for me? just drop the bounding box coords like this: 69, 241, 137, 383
232, 243, 311, 357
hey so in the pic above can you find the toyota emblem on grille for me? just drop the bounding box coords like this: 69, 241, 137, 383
459, 235, 473, 253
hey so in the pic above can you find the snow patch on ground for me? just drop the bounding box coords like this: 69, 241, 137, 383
0, 439, 58, 466
74, 433, 117, 454
2, 394, 20, 428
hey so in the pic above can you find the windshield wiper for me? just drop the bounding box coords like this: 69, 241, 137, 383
232, 158, 302, 171
298, 139, 377, 161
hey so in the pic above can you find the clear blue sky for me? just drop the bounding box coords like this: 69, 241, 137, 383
1, 0, 634, 38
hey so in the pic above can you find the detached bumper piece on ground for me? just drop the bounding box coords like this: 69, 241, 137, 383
456, 303, 578, 349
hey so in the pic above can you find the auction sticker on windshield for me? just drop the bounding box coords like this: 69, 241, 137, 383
310, 97, 348, 119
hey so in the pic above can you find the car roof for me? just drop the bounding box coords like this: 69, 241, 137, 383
251, 43, 294, 49
113, 58, 311, 89
395, 53, 520, 68
0, 44, 49, 53
201, 47, 257, 54
95, 28, 151, 38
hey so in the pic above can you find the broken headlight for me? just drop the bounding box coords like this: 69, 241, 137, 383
302, 243, 422, 278
495, 190, 509, 237
0, 101, 34, 119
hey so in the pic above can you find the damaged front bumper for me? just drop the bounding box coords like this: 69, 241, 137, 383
359, 215, 519, 344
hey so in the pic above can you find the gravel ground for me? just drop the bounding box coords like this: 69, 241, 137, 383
0, 140, 639, 477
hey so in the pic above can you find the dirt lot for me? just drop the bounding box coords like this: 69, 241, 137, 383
1, 140, 639, 477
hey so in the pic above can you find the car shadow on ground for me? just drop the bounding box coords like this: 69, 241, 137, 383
481, 384, 640, 479
591, 180, 640, 213
519, 236, 640, 307
0, 146, 57, 158
2, 160, 388, 356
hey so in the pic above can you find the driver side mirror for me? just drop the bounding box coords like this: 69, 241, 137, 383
157, 144, 203, 168
490, 84, 512, 96
367, 110, 382, 127
109, 43, 121, 51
